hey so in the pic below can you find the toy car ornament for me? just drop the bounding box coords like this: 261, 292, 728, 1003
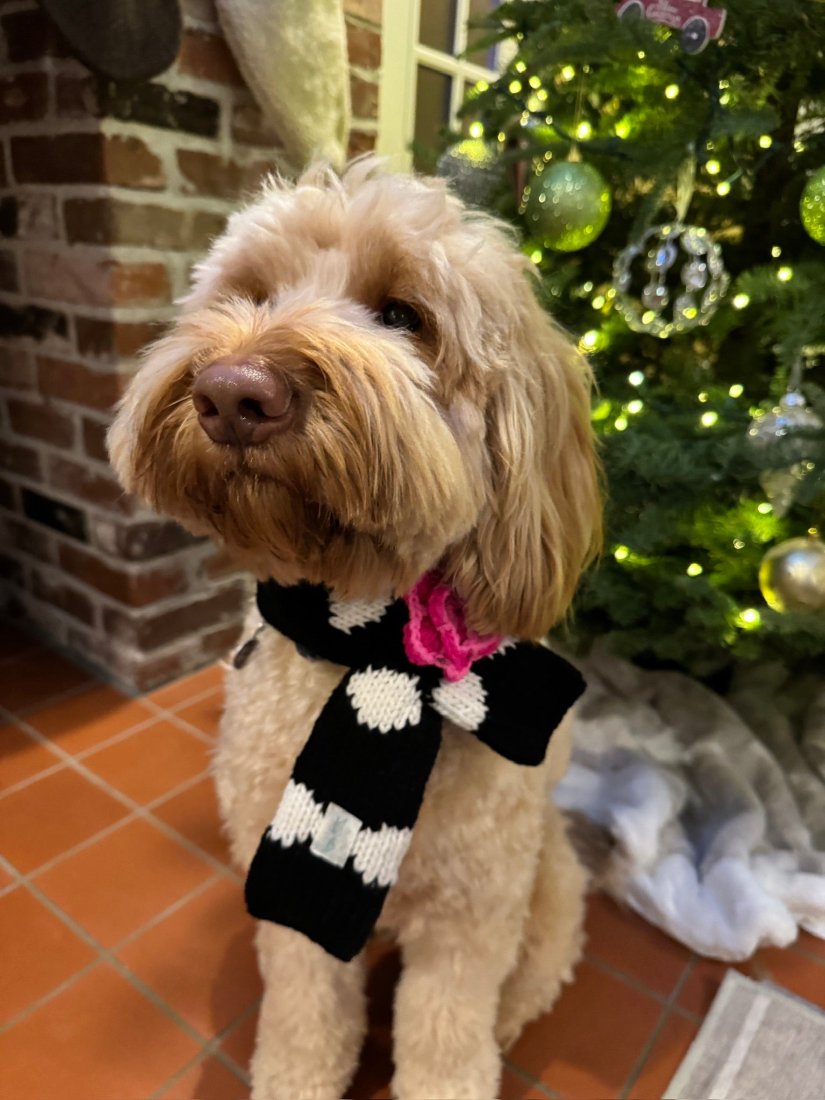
615, 0, 727, 54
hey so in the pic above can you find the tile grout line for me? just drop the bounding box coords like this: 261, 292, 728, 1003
583, 952, 701, 1021
502, 1057, 562, 1098
149, 1000, 260, 1098
618, 954, 699, 1099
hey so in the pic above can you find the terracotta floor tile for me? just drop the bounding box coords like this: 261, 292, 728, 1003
220, 1009, 258, 1073
175, 688, 224, 738
83, 720, 211, 804
0, 963, 199, 1099
508, 960, 663, 1099
25, 683, 154, 755
0, 767, 127, 873
628, 1012, 700, 1100
150, 664, 225, 711
35, 818, 214, 947
0, 887, 97, 1025
500, 1069, 550, 1100
118, 877, 261, 1038
585, 893, 692, 997
0, 649, 91, 713
0, 722, 62, 789
152, 776, 231, 865
748, 944, 825, 1011
0, 625, 41, 662
794, 928, 825, 961
157, 1056, 248, 1099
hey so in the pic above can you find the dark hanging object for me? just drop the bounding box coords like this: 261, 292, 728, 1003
36, 0, 182, 82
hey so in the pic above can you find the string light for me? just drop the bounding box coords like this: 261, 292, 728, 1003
592, 295, 606, 309
627, 399, 644, 414
777, 266, 793, 282
615, 119, 631, 139
700, 411, 719, 427
468, 121, 484, 139
528, 75, 542, 89
698, 391, 709, 403
560, 65, 576, 82
771, 245, 782, 258
583, 281, 594, 292
757, 502, 773, 514
758, 134, 773, 149
706, 159, 721, 175
515, 60, 527, 73
729, 384, 744, 398
575, 120, 593, 140
614, 545, 630, 561
733, 538, 745, 549
508, 79, 522, 94
497, 131, 506, 142
637, 50, 645, 59
810, 527, 820, 537
717, 181, 732, 196
642, 309, 656, 325
737, 608, 762, 630
530, 248, 543, 264
581, 330, 599, 350
614, 416, 629, 431
474, 80, 489, 93
733, 293, 750, 309
686, 563, 703, 576
665, 84, 680, 99
628, 370, 645, 386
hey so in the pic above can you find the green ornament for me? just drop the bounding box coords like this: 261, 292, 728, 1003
522, 160, 611, 252
800, 167, 825, 245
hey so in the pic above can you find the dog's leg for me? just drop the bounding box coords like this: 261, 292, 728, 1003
391, 920, 519, 1100
495, 804, 587, 1051
250, 923, 367, 1100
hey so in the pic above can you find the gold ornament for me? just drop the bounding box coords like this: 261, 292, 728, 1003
759, 537, 825, 613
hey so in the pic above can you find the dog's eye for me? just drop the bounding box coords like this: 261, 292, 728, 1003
380, 301, 421, 332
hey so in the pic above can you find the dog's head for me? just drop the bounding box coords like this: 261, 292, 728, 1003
109, 159, 601, 638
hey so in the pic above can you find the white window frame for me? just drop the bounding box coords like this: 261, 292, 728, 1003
378, 0, 501, 170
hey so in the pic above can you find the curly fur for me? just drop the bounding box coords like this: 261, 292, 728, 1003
109, 158, 601, 1100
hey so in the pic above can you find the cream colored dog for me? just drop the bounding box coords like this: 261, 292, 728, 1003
110, 160, 601, 1100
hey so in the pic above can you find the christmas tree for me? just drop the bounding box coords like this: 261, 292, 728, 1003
445, 0, 825, 684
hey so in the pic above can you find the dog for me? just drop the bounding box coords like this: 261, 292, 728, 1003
109, 159, 601, 1100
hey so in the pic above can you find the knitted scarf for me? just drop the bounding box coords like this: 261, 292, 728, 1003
243, 573, 586, 961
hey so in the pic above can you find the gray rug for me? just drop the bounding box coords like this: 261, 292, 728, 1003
666, 970, 825, 1100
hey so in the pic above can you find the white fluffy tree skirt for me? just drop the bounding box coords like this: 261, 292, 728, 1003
555, 648, 825, 961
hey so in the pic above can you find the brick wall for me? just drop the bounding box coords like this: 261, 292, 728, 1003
0, 0, 382, 691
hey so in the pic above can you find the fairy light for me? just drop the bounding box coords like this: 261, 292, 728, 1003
759, 134, 773, 149
628, 370, 645, 386
614, 545, 630, 562
717, 181, 732, 196
583, 281, 594, 293
615, 119, 631, 139
698, 391, 709, 403
520, 111, 530, 126
737, 608, 762, 630
560, 64, 576, 82
592, 295, 606, 309
509, 79, 523, 94
733, 538, 745, 550
700, 411, 719, 427
729, 384, 744, 398
627, 399, 644, 414
530, 248, 543, 264
468, 121, 484, 139
687, 563, 703, 576
515, 60, 527, 73
536, 89, 548, 102
581, 330, 599, 350
778, 266, 793, 282
665, 84, 680, 99
637, 50, 645, 59
733, 293, 750, 309
706, 159, 721, 175
614, 416, 629, 431
810, 527, 820, 537
575, 120, 593, 140
757, 502, 773, 514
771, 245, 782, 258
528, 75, 542, 89
642, 309, 656, 325
497, 131, 506, 142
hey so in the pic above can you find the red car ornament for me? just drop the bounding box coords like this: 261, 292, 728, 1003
616, 0, 727, 54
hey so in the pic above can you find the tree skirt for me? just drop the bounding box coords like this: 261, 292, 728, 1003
555, 647, 825, 961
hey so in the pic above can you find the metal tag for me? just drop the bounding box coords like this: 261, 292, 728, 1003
310, 802, 362, 868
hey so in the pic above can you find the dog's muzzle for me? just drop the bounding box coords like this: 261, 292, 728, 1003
192, 355, 297, 446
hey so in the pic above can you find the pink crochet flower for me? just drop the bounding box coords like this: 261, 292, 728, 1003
403, 571, 503, 682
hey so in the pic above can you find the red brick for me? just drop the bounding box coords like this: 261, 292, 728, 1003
30, 566, 96, 625
0, 347, 35, 391
346, 22, 381, 69
103, 134, 165, 189
177, 149, 272, 198
0, 513, 54, 562
350, 75, 379, 119
64, 198, 185, 249
8, 397, 76, 449
348, 129, 377, 157
24, 251, 170, 307
38, 357, 127, 412
0, 72, 49, 124
343, 0, 381, 23
47, 454, 134, 513
103, 581, 246, 651
178, 29, 242, 84
0, 476, 16, 511
231, 100, 281, 147
0, 439, 41, 480
191, 210, 226, 248
54, 73, 99, 117
12, 133, 104, 185
74, 318, 160, 361
58, 542, 189, 606
200, 545, 242, 580
81, 417, 109, 463
120, 648, 195, 694
201, 619, 244, 661
0, 552, 25, 586
0, 249, 18, 291
1, 8, 69, 62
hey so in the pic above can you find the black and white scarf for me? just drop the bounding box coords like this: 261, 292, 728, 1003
242, 578, 585, 961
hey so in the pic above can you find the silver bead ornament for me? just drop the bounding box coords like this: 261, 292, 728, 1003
613, 223, 729, 337
747, 391, 823, 517
759, 537, 825, 614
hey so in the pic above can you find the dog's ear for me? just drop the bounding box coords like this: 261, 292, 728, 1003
444, 257, 602, 639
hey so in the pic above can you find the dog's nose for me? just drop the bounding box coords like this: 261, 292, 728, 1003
192, 358, 295, 445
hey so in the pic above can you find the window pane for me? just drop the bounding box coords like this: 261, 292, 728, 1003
419, 0, 457, 55
466, 0, 498, 68
414, 66, 453, 171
